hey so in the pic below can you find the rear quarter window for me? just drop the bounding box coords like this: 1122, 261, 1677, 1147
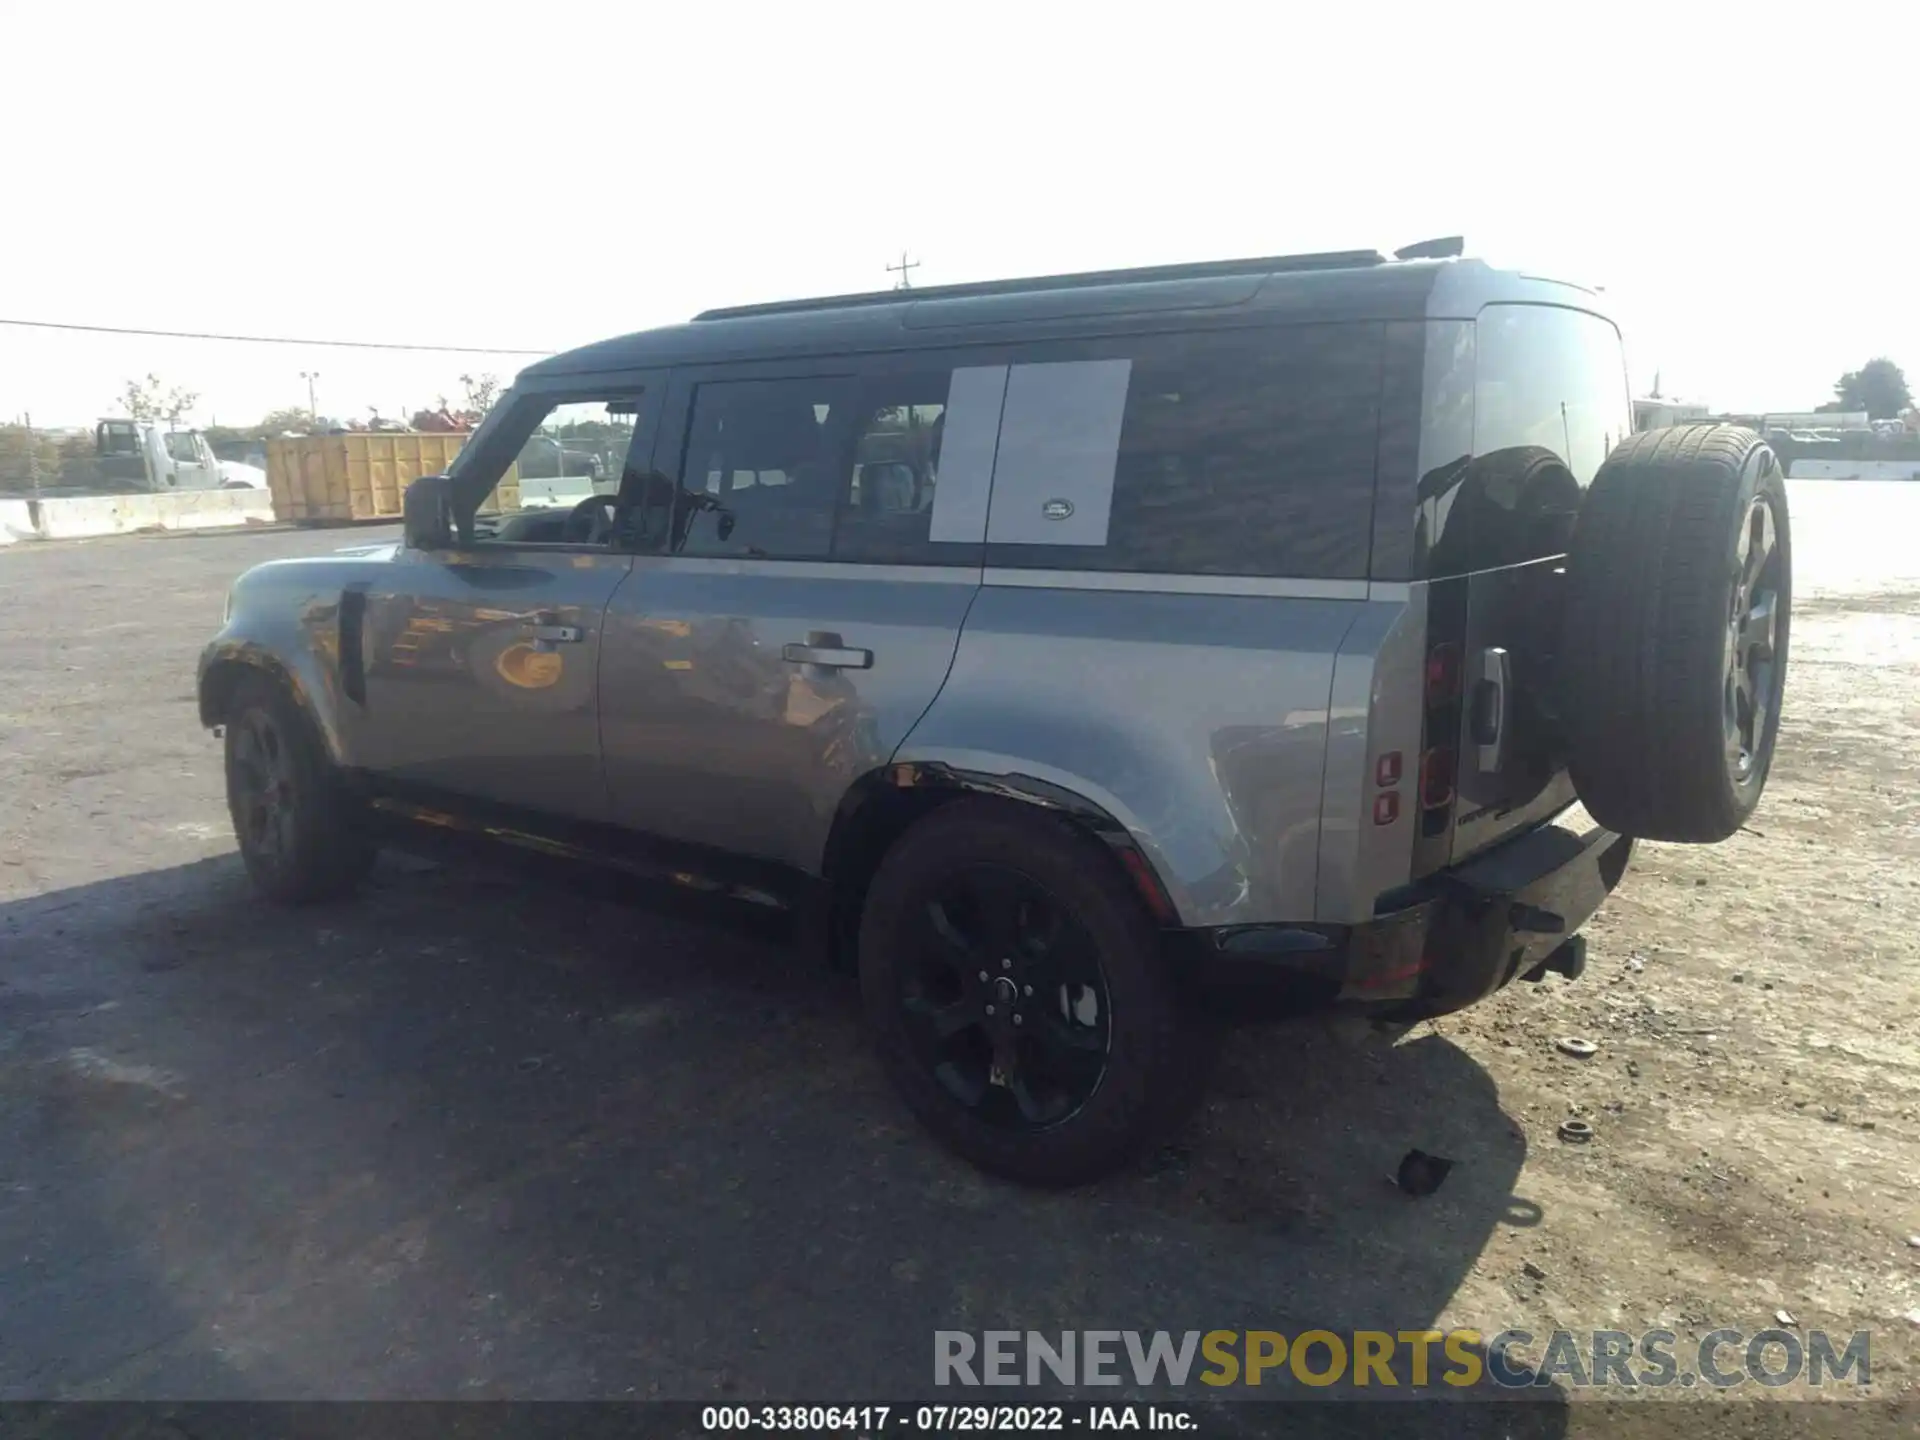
982, 324, 1384, 580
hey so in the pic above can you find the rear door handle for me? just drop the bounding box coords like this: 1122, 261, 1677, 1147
783, 631, 871, 670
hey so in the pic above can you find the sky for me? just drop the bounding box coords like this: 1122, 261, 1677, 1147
3, 1, 1914, 429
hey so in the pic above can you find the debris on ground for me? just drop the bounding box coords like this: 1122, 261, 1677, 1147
1523, 1260, 1548, 1281
1554, 1036, 1598, 1059
1395, 1149, 1455, 1197
1558, 1119, 1595, 1144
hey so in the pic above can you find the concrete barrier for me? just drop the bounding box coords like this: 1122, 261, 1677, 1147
0, 499, 35, 546
10, 489, 275, 541
1788, 459, 1920, 482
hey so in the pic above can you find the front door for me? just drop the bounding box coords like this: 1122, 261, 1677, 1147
162, 431, 219, 489
598, 358, 995, 873
354, 386, 661, 823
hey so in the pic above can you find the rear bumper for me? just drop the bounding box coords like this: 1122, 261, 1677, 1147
1178, 805, 1633, 1020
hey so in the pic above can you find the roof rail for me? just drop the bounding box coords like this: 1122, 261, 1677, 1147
693, 249, 1390, 322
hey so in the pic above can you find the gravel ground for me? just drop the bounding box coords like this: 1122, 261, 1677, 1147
0, 491, 1915, 1433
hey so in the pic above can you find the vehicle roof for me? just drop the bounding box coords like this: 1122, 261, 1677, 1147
522, 251, 1610, 380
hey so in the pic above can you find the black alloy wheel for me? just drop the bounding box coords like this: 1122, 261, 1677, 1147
858, 800, 1213, 1186
896, 863, 1111, 1131
1725, 490, 1784, 785
223, 674, 373, 904
229, 706, 298, 865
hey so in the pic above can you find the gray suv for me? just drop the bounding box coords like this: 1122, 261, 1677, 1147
201, 244, 1792, 1184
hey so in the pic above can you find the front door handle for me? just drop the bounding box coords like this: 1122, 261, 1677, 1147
526, 621, 584, 652
783, 631, 872, 670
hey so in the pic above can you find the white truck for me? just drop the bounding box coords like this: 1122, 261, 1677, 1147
95, 419, 268, 492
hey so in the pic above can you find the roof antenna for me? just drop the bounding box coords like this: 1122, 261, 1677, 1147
1393, 236, 1465, 261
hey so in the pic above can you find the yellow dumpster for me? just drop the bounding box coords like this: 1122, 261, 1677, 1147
265, 432, 520, 524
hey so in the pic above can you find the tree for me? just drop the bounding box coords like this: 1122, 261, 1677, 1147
201, 424, 253, 458
119, 373, 200, 426
0, 425, 59, 493
1831, 358, 1912, 420
254, 407, 317, 436
459, 372, 502, 415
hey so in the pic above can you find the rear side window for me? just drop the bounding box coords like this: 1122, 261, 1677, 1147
981, 325, 1383, 580
672, 377, 854, 559
664, 367, 1000, 566
829, 369, 990, 566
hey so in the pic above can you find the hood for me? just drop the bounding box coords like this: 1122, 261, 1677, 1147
218, 460, 269, 488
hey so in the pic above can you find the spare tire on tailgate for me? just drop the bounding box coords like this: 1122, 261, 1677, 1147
1558, 425, 1791, 843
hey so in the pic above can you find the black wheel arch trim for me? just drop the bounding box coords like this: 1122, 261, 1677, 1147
198, 644, 344, 766
823, 762, 1179, 927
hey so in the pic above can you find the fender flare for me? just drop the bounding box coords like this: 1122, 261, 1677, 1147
821, 760, 1180, 927
198, 640, 349, 767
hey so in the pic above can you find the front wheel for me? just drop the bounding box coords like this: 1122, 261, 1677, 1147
858, 801, 1211, 1186
224, 674, 374, 904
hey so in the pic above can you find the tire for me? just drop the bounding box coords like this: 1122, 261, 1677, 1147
223, 673, 375, 904
858, 800, 1211, 1186
1558, 425, 1791, 842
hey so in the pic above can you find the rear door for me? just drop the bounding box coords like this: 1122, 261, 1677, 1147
1421, 305, 1632, 865
597, 354, 996, 872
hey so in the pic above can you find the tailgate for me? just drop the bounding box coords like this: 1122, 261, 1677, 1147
1447, 554, 1577, 864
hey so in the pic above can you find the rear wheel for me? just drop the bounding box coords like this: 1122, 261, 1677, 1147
224, 674, 374, 904
1559, 425, 1791, 842
858, 801, 1210, 1186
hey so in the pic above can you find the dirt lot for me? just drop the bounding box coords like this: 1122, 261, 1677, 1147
0, 487, 1916, 1431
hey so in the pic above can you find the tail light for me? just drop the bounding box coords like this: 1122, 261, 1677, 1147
1420, 746, 1457, 810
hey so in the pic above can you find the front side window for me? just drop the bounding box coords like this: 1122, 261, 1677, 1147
468, 396, 646, 545
163, 432, 200, 464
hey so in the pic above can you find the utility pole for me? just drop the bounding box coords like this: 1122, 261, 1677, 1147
886, 251, 920, 290
300, 370, 321, 424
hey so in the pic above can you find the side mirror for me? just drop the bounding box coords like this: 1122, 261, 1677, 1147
403, 474, 455, 550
